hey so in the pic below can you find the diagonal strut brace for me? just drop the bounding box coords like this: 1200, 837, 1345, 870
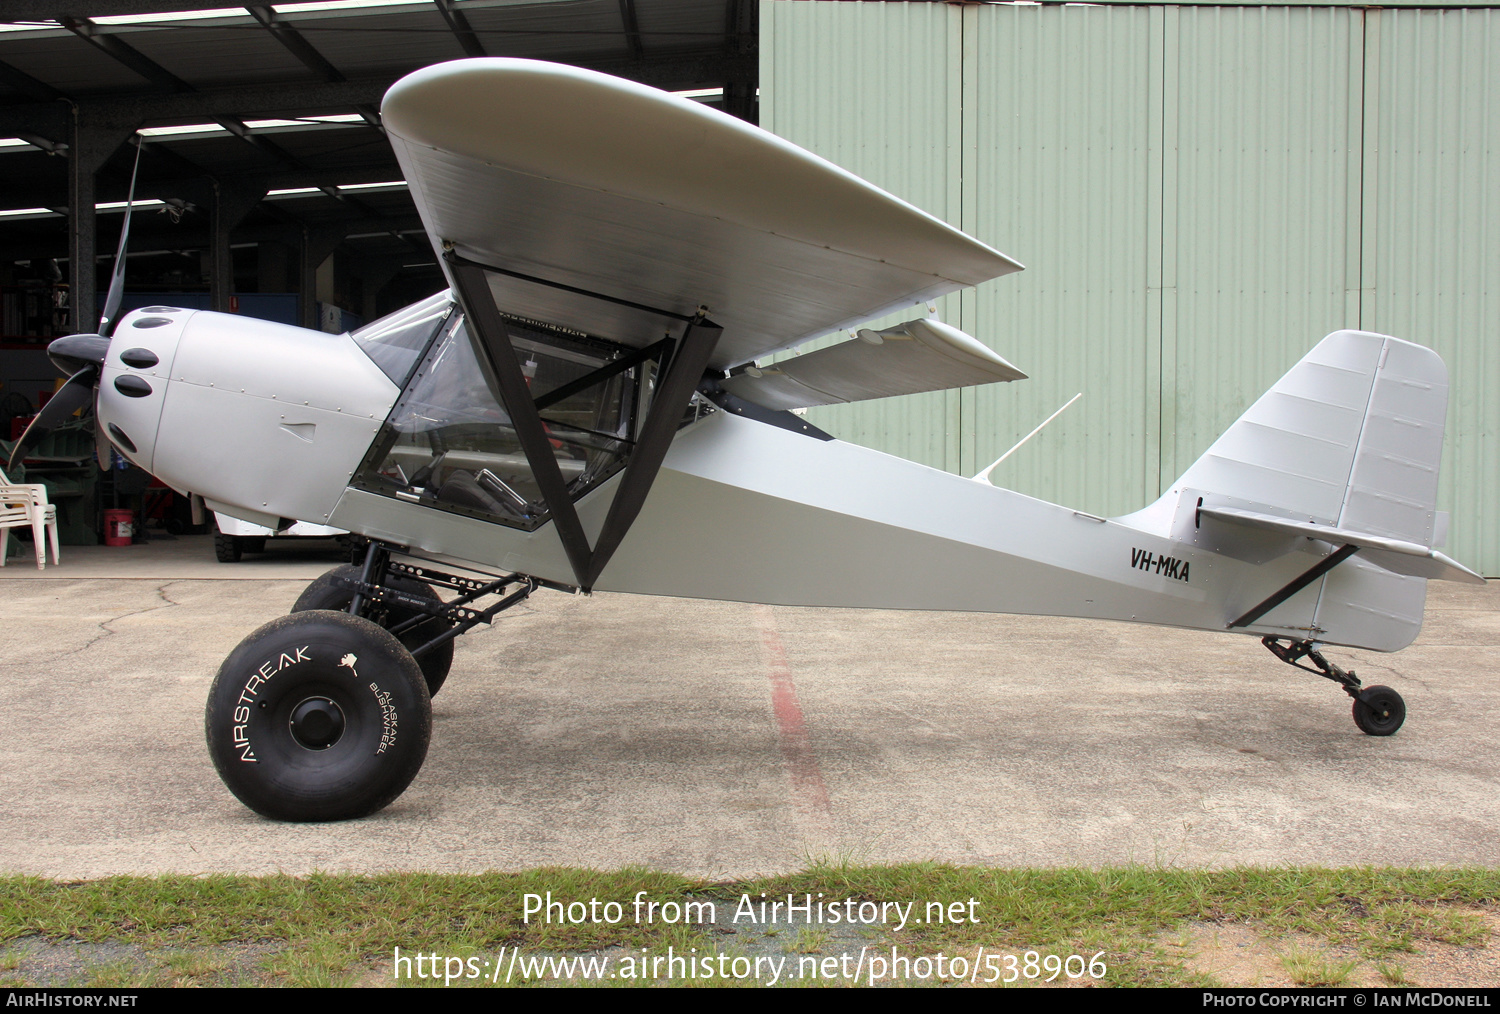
445, 250, 722, 591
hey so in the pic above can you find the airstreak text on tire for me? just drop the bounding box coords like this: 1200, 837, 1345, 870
233, 645, 311, 762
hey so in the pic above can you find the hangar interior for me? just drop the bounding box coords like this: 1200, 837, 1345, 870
0, 0, 756, 548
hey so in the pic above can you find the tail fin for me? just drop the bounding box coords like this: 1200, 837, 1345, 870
1122, 330, 1472, 651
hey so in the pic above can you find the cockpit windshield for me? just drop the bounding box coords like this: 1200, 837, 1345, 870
350, 290, 455, 386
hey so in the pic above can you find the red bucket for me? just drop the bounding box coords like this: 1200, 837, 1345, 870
103, 508, 134, 547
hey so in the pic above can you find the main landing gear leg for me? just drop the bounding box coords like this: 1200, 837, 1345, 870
206, 540, 546, 821
1261, 637, 1406, 736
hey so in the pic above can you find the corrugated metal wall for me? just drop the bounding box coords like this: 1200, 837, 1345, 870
1362, 8, 1500, 575
762, 0, 1500, 575
763, 0, 964, 469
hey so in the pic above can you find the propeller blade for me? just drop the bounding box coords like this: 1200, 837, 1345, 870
94, 415, 113, 471
98, 138, 143, 337
46, 332, 110, 375
8, 366, 99, 470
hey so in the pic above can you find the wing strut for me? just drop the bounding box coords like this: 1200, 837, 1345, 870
1228, 544, 1359, 629
445, 250, 722, 591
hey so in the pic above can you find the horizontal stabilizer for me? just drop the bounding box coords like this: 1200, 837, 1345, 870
720, 317, 1025, 412
1199, 505, 1485, 585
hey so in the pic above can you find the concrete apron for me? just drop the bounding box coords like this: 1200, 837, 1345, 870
0, 536, 1495, 877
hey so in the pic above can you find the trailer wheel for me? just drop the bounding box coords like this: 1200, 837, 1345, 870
205, 610, 430, 822
213, 533, 242, 562
292, 564, 455, 696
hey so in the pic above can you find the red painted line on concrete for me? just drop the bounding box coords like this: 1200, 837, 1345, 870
755, 604, 830, 822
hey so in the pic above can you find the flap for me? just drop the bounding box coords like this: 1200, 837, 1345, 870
720, 317, 1026, 411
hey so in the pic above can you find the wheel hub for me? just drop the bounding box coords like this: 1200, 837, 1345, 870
289, 696, 346, 750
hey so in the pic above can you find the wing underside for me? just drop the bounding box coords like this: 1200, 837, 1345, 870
382, 59, 1023, 372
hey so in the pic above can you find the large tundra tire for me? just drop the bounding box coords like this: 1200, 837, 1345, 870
205, 610, 431, 822
292, 565, 455, 697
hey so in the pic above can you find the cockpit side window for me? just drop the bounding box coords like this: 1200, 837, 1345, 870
352, 310, 645, 532
350, 290, 454, 387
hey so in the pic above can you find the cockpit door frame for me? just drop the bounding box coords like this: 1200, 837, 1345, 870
444, 249, 722, 591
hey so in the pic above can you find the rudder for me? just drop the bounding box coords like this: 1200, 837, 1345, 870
1121, 330, 1454, 651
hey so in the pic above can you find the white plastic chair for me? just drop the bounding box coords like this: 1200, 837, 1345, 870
0, 465, 60, 569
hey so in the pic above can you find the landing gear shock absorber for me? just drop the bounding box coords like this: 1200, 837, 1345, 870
1261, 637, 1406, 736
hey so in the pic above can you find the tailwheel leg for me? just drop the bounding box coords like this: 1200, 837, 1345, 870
1261, 637, 1406, 737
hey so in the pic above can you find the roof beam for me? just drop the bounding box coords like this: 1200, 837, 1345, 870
432, 0, 486, 58
15, 131, 67, 154
353, 104, 384, 134
0, 59, 64, 102
15, 163, 406, 209
58, 15, 194, 92
216, 115, 312, 171
0, 52, 752, 135
135, 134, 213, 182
0, 79, 391, 135
246, 5, 345, 83
5, 0, 250, 16
0, 213, 429, 264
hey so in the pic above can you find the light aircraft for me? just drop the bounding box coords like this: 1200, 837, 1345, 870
11, 59, 1483, 822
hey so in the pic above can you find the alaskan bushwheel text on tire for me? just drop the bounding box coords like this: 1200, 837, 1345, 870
292, 564, 455, 696
205, 610, 431, 822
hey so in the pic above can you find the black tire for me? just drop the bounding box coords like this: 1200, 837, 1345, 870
205, 610, 431, 821
214, 533, 242, 563
292, 564, 455, 697
1352, 685, 1406, 736
242, 536, 267, 554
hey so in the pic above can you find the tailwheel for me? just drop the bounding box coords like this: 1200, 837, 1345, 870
1262, 636, 1408, 737
1352, 685, 1406, 737
205, 610, 431, 822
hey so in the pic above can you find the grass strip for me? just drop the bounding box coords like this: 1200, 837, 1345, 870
0, 865, 1494, 987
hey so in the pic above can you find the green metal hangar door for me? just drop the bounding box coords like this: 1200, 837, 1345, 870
761, 0, 1499, 578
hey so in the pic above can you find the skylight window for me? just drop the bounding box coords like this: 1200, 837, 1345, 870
271, 0, 420, 14
97, 200, 167, 211
137, 123, 230, 138
0, 199, 170, 218
93, 8, 247, 25
242, 114, 365, 129
0, 21, 63, 33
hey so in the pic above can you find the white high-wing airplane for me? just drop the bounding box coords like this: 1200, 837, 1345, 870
11, 59, 1483, 822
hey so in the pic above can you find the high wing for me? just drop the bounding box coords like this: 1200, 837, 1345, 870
381, 59, 1022, 373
